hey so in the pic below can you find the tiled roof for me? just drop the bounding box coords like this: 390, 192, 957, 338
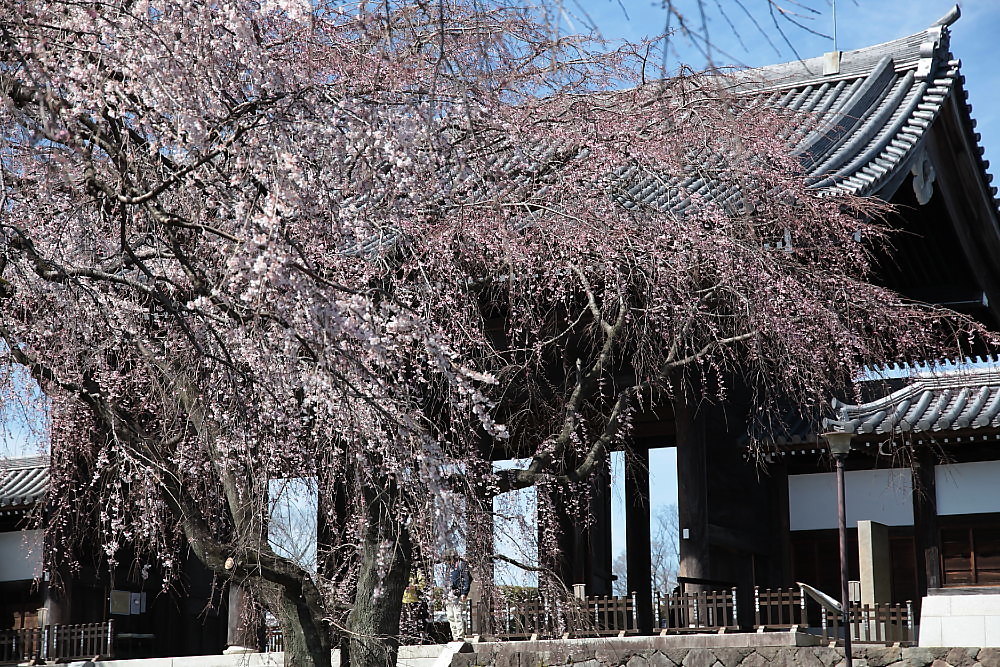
823, 366, 1000, 437
0, 455, 48, 508
614, 5, 997, 211
351, 7, 996, 258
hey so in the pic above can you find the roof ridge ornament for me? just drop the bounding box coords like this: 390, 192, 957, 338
916, 5, 959, 81
931, 5, 961, 27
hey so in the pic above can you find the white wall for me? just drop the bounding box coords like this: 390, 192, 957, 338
935, 460, 1000, 516
788, 468, 913, 531
0, 529, 43, 581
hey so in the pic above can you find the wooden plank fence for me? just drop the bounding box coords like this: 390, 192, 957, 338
587, 594, 638, 636
0, 621, 114, 662
656, 588, 738, 633
262, 587, 916, 646
822, 601, 915, 645
754, 586, 914, 645
265, 626, 284, 653
754, 587, 808, 630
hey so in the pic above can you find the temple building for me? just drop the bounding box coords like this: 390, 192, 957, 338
0, 454, 229, 659
553, 5, 1000, 633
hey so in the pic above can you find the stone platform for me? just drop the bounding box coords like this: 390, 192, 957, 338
919, 590, 1000, 647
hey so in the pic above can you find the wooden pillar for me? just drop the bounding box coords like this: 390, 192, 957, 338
470, 495, 495, 636
769, 457, 792, 587
912, 447, 941, 593
586, 457, 613, 597
42, 573, 72, 626
537, 485, 575, 590
625, 444, 653, 634
226, 584, 262, 651
675, 397, 709, 580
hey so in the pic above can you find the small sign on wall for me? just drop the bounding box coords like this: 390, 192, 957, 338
110, 590, 131, 615
110, 590, 147, 615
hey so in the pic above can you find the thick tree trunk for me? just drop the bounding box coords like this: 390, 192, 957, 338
346, 483, 411, 667
276, 585, 333, 667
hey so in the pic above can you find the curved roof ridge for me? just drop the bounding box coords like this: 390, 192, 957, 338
740, 6, 958, 93
834, 366, 1000, 417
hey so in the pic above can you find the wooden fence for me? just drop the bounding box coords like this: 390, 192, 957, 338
587, 594, 639, 636
0, 621, 114, 663
262, 588, 915, 646
476, 593, 639, 640
265, 626, 284, 653
656, 589, 739, 632
754, 587, 808, 630
822, 601, 916, 645
754, 586, 915, 645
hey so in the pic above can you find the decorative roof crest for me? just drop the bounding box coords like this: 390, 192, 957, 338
916, 5, 960, 81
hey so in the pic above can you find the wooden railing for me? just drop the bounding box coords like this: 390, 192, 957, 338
263, 588, 915, 646
493, 596, 565, 639
0, 621, 114, 662
482, 593, 639, 640
587, 594, 639, 636
265, 626, 284, 653
754, 586, 808, 630
656, 588, 738, 632
823, 601, 915, 645
754, 586, 915, 645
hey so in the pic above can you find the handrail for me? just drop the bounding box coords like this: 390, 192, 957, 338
797, 581, 842, 613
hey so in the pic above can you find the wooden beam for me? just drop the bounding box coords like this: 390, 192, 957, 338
911, 447, 941, 594
625, 443, 653, 634
676, 398, 709, 581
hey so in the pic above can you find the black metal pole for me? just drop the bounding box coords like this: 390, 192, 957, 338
835, 454, 853, 667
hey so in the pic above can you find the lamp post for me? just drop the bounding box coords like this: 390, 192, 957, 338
822, 430, 854, 667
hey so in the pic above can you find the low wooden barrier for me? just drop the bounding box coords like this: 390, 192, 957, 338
0, 621, 114, 662
587, 594, 639, 636
263, 588, 915, 646
265, 626, 284, 653
823, 601, 916, 645
755, 586, 808, 630
480, 593, 639, 640
656, 588, 738, 632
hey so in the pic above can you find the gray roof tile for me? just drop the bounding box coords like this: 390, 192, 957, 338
0, 456, 48, 508
615, 7, 997, 214
824, 367, 1000, 437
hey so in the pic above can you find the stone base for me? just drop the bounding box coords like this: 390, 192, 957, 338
222, 645, 257, 655
457, 641, 1000, 667
919, 591, 1000, 646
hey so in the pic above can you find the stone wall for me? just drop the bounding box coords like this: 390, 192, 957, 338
455, 639, 1000, 667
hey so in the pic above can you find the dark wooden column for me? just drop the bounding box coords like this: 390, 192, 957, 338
537, 485, 576, 590
226, 584, 263, 651
586, 457, 613, 596
768, 457, 793, 587
42, 573, 72, 625
43, 524, 73, 625
912, 446, 941, 594
675, 397, 709, 580
625, 444, 653, 633
469, 495, 495, 636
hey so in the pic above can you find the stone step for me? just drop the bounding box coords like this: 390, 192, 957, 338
398, 643, 449, 659
396, 658, 440, 667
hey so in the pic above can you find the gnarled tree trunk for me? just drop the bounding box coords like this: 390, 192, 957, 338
346, 479, 411, 667
275, 586, 333, 667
